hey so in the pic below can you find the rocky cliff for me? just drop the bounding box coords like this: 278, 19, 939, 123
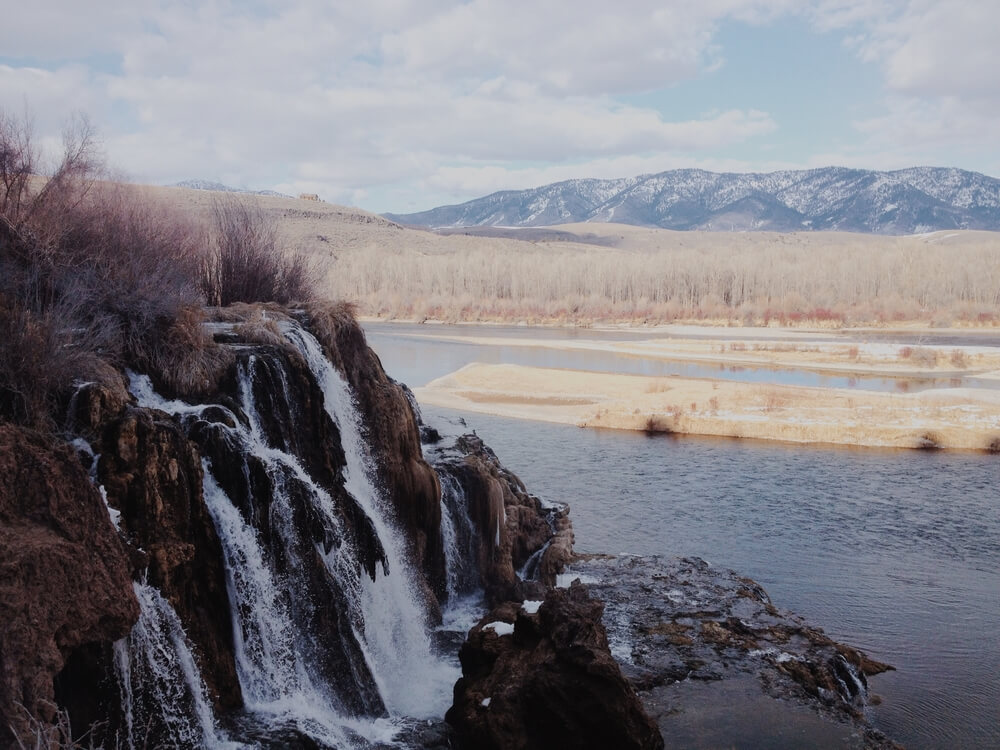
0, 426, 137, 748
0, 303, 581, 749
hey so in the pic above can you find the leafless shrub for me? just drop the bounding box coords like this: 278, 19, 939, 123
0, 109, 37, 224
0, 108, 225, 422
0, 303, 105, 429
644, 415, 674, 434
202, 196, 318, 306
916, 432, 941, 450
949, 349, 967, 369
11, 701, 102, 750
1, 111, 103, 245
909, 348, 939, 368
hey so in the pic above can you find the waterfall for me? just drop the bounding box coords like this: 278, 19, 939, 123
283, 323, 457, 718
518, 540, 550, 581
114, 582, 233, 750
121, 316, 461, 746
201, 463, 396, 748
438, 472, 481, 600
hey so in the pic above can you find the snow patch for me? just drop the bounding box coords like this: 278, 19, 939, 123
482, 621, 514, 637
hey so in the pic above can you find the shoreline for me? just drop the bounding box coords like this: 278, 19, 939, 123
416, 362, 1000, 451
359, 313, 1000, 334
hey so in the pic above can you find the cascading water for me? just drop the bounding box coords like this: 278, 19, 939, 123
121, 317, 462, 746
114, 582, 233, 750
438, 472, 481, 601
283, 324, 458, 718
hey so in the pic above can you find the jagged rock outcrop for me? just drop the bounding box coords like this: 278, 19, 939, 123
447, 583, 664, 750
0, 426, 138, 749
430, 433, 571, 605
96, 403, 242, 711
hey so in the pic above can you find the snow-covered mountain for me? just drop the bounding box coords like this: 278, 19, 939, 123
170, 179, 291, 198
385, 167, 1000, 234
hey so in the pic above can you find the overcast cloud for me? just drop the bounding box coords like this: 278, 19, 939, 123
1, 0, 996, 212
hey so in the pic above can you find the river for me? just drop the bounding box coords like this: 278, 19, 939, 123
365, 322, 1000, 750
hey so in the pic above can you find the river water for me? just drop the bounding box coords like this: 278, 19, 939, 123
366, 323, 1000, 750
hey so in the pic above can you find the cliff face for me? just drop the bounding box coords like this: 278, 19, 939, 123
0, 303, 579, 748
0, 426, 137, 748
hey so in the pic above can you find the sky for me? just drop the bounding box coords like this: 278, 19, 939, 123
1, 0, 998, 214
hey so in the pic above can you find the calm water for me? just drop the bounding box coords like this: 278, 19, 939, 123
365, 323, 992, 392
366, 324, 1000, 750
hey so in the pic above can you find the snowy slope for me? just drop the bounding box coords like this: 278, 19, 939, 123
386, 167, 1000, 234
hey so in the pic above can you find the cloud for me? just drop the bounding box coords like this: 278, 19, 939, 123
804, 0, 1000, 172
0, 0, 996, 212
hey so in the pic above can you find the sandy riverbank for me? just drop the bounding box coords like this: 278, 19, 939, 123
415, 363, 1000, 451
394, 329, 1000, 379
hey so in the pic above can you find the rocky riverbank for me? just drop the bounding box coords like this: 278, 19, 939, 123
563, 555, 900, 749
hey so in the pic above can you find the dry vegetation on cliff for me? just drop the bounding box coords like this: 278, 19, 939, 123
0, 109, 324, 431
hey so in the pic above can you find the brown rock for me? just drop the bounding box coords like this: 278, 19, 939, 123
436, 434, 569, 604
96, 407, 242, 712
0, 426, 138, 748
447, 584, 664, 750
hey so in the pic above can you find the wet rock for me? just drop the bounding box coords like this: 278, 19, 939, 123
448, 584, 664, 750
296, 306, 447, 610
430, 433, 572, 605
566, 555, 900, 749
0, 426, 138, 748
96, 406, 242, 712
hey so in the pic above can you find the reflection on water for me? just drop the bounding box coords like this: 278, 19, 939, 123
364, 324, 991, 392
365, 327, 1000, 750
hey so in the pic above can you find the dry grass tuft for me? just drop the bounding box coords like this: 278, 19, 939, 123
644, 415, 674, 434
233, 306, 288, 347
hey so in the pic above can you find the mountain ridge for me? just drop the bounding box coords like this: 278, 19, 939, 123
385, 167, 1000, 235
